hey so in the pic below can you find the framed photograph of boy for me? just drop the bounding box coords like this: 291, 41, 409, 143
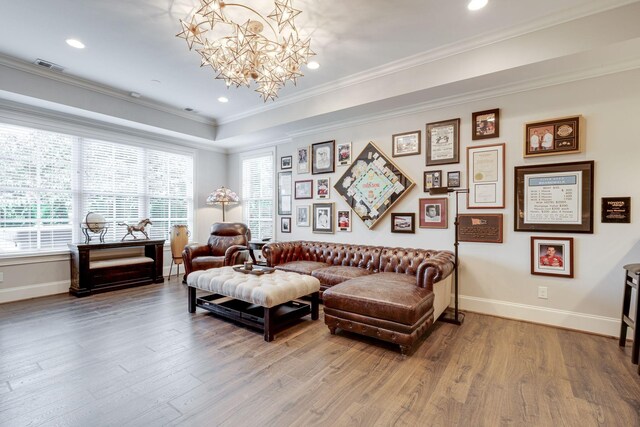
297, 146, 310, 174
313, 203, 334, 233
419, 198, 448, 229
391, 213, 415, 233
426, 118, 460, 166
336, 142, 352, 166
531, 236, 574, 278
294, 180, 313, 200
337, 210, 351, 232
392, 131, 421, 157
281, 217, 291, 233
312, 140, 335, 174
472, 108, 500, 140
296, 205, 310, 227
423, 170, 442, 191
316, 178, 330, 199
280, 155, 292, 170
447, 171, 461, 188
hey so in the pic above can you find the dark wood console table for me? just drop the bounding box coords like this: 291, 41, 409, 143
68, 239, 165, 297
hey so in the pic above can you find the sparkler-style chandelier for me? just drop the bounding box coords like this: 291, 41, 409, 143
176, 0, 314, 102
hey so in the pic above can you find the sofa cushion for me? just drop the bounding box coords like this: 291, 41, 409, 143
322, 273, 434, 326
192, 256, 225, 271
274, 261, 327, 275
311, 266, 374, 287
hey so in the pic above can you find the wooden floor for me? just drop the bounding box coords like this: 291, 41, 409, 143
1, 278, 639, 427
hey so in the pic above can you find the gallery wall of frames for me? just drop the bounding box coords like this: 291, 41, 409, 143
226, 69, 640, 335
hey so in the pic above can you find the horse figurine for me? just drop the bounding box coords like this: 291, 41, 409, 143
118, 219, 152, 241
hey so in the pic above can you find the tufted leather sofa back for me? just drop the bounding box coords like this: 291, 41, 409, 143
378, 247, 441, 276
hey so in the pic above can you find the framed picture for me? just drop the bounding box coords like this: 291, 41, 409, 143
297, 146, 310, 174
392, 131, 421, 157
524, 115, 584, 157
337, 210, 351, 232
336, 142, 352, 166
312, 140, 335, 174
278, 171, 292, 215
602, 197, 631, 223
281, 217, 291, 233
296, 205, 310, 227
531, 236, 574, 278
458, 214, 503, 243
515, 161, 594, 233
423, 170, 442, 191
426, 118, 460, 166
419, 198, 448, 229
313, 203, 334, 233
472, 108, 500, 140
316, 178, 330, 199
294, 180, 313, 200
391, 213, 415, 233
447, 171, 461, 188
334, 142, 415, 229
467, 143, 505, 209
280, 155, 292, 170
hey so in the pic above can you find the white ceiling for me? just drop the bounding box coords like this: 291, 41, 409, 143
0, 0, 639, 150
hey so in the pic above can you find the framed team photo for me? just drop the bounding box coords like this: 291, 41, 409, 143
531, 236, 574, 278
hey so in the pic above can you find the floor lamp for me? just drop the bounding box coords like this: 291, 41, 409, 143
206, 187, 239, 222
429, 186, 468, 325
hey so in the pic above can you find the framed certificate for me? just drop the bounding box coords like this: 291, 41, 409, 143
426, 118, 460, 166
467, 143, 505, 209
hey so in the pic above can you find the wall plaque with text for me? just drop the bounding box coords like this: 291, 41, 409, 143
601, 197, 631, 223
458, 214, 503, 243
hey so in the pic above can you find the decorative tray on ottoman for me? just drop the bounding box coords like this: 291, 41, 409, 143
233, 265, 275, 275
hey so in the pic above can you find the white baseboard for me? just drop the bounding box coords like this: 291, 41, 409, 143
0, 280, 70, 304
458, 295, 621, 337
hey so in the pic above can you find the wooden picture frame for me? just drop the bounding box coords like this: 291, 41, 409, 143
337, 210, 351, 232
294, 180, 313, 200
524, 115, 584, 157
336, 142, 352, 166
423, 170, 442, 191
531, 236, 574, 278
313, 203, 334, 233
297, 146, 310, 174
316, 178, 330, 199
447, 171, 461, 188
419, 198, 448, 229
312, 140, 335, 174
392, 131, 421, 157
458, 214, 503, 243
601, 197, 631, 223
296, 205, 310, 227
391, 213, 415, 233
426, 118, 460, 166
280, 155, 292, 170
472, 108, 500, 140
514, 161, 594, 233
277, 171, 292, 215
467, 143, 505, 209
281, 217, 291, 233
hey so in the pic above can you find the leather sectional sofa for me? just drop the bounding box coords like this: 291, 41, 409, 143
262, 241, 455, 355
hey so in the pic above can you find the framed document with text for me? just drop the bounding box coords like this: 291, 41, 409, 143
514, 161, 594, 233
467, 143, 505, 209
426, 119, 460, 166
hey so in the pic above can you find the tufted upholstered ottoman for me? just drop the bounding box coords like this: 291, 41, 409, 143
187, 266, 320, 341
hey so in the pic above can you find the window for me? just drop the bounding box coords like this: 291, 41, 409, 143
0, 122, 194, 254
242, 152, 274, 240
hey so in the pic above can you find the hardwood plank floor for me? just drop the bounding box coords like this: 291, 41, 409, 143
0, 277, 639, 426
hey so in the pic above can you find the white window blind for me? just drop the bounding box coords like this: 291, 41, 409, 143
0, 122, 194, 254
242, 153, 274, 240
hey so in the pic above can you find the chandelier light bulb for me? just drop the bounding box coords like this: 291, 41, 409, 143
218, 96, 229, 103
468, 0, 488, 11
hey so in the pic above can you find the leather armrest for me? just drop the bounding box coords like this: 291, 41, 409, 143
225, 245, 249, 266
182, 244, 212, 280
416, 251, 455, 292
262, 241, 298, 267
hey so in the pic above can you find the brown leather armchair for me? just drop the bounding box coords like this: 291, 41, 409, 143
182, 222, 251, 282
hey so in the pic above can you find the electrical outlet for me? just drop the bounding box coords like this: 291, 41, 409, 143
538, 286, 548, 299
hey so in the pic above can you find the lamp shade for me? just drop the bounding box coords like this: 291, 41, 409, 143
206, 187, 239, 205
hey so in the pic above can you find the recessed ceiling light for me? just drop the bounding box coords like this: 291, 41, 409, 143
218, 96, 229, 103
184, 107, 194, 112
66, 39, 85, 49
151, 79, 161, 84
307, 61, 320, 70
468, 0, 488, 11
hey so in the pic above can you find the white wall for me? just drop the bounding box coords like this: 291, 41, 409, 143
227, 69, 640, 336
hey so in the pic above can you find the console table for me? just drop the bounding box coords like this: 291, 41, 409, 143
68, 239, 165, 297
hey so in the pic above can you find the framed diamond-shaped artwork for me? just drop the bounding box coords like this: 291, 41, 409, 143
334, 142, 415, 229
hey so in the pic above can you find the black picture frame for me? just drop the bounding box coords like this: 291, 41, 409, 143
312, 202, 334, 234
294, 180, 313, 200
447, 171, 461, 188
280, 155, 292, 170
423, 170, 442, 191
281, 217, 291, 233
472, 108, 500, 140
426, 118, 460, 166
601, 197, 631, 223
391, 213, 415, 233
312, 140, 335, 174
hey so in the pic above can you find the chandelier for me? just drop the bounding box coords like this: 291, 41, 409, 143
176, 0, 315, 102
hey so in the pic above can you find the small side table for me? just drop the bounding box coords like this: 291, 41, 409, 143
248, 241, 268, 265
619, 263, 640, 369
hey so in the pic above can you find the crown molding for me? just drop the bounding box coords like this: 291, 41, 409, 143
218, 0, 640, 125
0, 53, 217, 126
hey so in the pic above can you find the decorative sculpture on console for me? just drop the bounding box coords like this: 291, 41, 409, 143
119, 219, 152, 241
